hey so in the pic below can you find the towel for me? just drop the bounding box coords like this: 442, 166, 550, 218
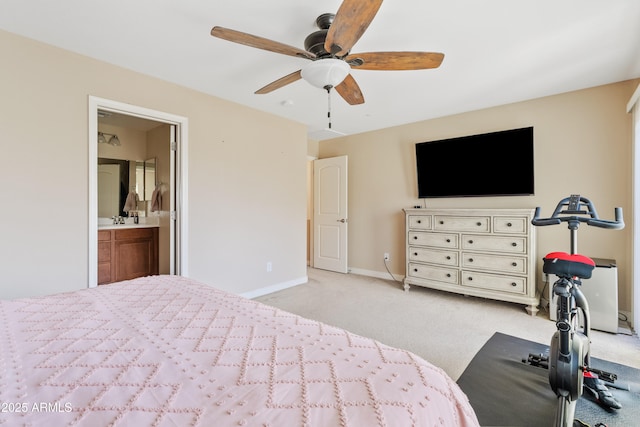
123, 191, 139, 213
151, 185, 162, 212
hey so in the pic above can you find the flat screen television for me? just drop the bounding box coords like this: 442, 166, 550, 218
415, 126, 534, 198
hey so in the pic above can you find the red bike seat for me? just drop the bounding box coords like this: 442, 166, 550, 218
543, 252, 595, 279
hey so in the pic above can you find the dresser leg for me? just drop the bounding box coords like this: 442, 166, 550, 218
525, 304, 539, 316
403, 282, 410, 292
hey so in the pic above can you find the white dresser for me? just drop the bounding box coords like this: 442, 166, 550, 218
404, 208, 539, 315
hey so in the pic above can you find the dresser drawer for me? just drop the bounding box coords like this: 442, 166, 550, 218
408, 215, 432, 230
434, 216, 490, 233
409, 247, 458, 266
462, 234, 527, 254
493, 216, 528, 234
461, 252, 527, 274
408, 263, 458, 284
409, 231, 458, 249
461, 271, 525, 294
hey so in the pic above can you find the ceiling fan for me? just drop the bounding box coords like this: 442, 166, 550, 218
210, 0, 444, 105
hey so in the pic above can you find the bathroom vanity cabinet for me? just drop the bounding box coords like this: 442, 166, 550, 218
98, 226, 159, 285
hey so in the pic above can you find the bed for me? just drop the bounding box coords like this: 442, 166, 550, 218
0, 275, 479, 426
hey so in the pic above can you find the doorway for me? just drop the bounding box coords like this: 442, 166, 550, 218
88, 96, 189, 287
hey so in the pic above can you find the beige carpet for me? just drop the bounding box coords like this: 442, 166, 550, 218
255, 268, 640, 381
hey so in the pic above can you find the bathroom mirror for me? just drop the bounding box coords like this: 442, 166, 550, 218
99, 157, 156, 217
135, 161, 145, 200
144, 157, 156, 200
98, 158, 130, 217
135, 157, 157, 201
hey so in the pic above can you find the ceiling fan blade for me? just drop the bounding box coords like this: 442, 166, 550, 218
335, 74, 365, 105
324, 0, 383, 57
345, 52, 445, 70
211, 26, 315, 60
255, 70, 302, 94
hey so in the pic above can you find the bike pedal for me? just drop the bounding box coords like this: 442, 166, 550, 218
585, 367, 617, 383
598, 372, 617, 383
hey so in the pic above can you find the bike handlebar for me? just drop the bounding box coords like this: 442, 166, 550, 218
531, 195, 624, 230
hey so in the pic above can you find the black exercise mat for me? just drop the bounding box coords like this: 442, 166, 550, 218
457, 332, 640, 427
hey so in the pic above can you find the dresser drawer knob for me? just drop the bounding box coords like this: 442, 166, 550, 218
414, 236, 418, 240
477, 222, 482, 226
414, 268, 418, 272
414, 252, 418, 256
512, 242, 517, 247
446, 273, 451, 278
446, 256, 451, 260
511, 282, 517, 287
507, 222, 513, 227
417, 220, 422, 224
468, 240, 474, 244
468, 258, 474, 262
439, 220, 444, 224
468, 276, 473, 281
446, 239, 451, 243
512, 262, 517, 267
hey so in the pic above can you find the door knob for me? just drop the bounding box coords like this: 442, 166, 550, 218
337, 218, 347, 223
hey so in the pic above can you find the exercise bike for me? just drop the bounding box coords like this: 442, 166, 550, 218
529, 195, 624, 427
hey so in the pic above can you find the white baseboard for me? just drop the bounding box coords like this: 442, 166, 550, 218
240, 276, 308, 299
348, 267, 404, 282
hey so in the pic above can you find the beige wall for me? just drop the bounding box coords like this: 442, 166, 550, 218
318, 80, 638, 314
2, 26, 635, 316
0, 29, 308, 299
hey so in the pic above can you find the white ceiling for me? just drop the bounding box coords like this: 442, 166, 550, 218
2, 1, 639, 140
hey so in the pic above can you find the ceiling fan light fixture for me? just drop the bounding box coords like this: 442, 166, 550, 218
301, 58, 350, 89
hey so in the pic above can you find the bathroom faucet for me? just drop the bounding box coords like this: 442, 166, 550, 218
111, 216, 125, 225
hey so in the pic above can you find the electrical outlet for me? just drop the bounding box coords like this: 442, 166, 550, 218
384, 253, 390, 261
266, 262, 272, 272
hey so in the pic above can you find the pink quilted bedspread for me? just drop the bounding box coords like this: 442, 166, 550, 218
0, 275, 479, 426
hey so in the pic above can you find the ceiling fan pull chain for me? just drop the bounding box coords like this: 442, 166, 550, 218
326, 86, 332, 129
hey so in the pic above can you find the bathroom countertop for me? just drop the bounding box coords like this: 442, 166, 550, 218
98, 219, 159, 230
98, 222, 159, 230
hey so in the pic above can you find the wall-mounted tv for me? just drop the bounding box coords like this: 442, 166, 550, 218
415, 126, 534, 198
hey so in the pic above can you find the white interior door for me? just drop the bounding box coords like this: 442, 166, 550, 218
313, 155, 348, 273
169, 124, 178, 275
630, 85, 640, 333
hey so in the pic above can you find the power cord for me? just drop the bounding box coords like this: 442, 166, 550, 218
616, 312, 635, 336
538, 280, 550, 313
383, 258, 401, 283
